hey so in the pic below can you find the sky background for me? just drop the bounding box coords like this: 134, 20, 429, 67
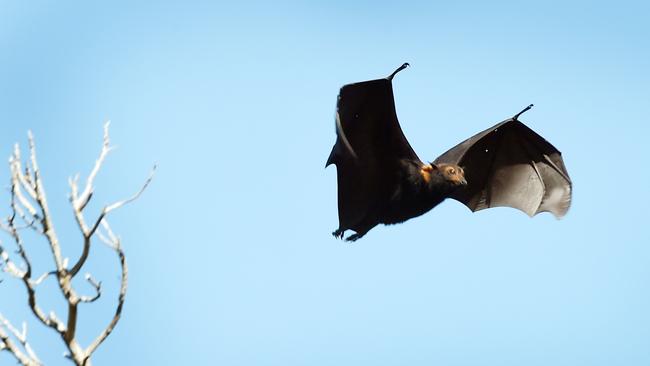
0, 0, 649, 365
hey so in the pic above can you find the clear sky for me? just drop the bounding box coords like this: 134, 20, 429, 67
1, 0, 649, 365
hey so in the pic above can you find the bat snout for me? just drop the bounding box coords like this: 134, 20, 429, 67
448, 177, 466, 187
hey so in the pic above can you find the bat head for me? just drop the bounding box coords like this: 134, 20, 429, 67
422, 163, 467, 189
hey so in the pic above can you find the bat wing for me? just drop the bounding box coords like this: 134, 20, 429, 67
326, 68, 421, 231
434, 118, 572, 218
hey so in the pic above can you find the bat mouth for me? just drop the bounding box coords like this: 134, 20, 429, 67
450, 178, 467, 187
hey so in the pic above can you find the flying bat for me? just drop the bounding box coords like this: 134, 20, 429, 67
326, 63, 572, 241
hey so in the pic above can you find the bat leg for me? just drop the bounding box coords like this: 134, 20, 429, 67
332, 228, 345, 239
344, 219, 377, 242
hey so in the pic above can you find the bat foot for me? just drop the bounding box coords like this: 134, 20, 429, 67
345, 233, 364, 242
332, 229, 345, 239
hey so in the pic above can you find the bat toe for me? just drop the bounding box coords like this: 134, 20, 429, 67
332, 229, 345, 239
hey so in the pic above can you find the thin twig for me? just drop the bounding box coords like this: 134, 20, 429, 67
30, 271, 57, 286
0, 313, 41, 365
79, 274, 102, 303
90, 164, 156, 237
27, 131, 65, 272
10, 144, 37, 200
74, 121, 113, 212
84, 218, 126, 362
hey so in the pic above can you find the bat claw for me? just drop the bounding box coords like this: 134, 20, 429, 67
387, 62, 410, 80
332, 228, 364, 242
513, 104, 534, 120
332, 229, 345, 239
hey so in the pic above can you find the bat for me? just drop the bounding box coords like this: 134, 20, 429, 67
326, 63, 572, 241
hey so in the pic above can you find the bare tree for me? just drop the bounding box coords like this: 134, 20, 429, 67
0, 123, 154, 365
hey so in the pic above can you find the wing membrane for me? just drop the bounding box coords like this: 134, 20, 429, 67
326, 78, 421, 231
435, 120, 572, 218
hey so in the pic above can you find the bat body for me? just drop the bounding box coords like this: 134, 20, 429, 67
326, 63, 572, 241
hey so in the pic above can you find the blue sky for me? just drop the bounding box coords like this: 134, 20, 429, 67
1, 0, 649, 365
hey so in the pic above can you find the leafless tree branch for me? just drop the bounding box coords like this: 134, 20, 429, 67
74, 121, 114, 213
0, 124, 153, 365
25, 131, 65, 273
85, 220, 127, 361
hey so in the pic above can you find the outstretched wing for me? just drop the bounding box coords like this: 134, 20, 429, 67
326, 76, 421, 231
326, 78, 420, 166
434, 119, 572, 218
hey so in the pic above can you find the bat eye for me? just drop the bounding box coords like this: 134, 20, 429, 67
448, 168, 456, 175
